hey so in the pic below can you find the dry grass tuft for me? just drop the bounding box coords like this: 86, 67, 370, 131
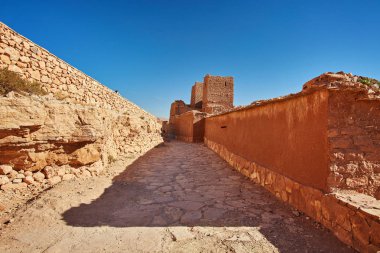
0, 67, 47, 96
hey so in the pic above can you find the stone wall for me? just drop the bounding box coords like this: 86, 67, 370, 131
0, 22, 152, 116
202, 75, 233, 114
0, 22, 163, 193
190, 82, 203, 109
327, 89, 380, 198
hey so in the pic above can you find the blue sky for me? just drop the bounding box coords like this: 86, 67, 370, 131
1, 0, 379, 117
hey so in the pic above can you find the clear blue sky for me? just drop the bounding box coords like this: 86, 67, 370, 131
1, 0, 379, 118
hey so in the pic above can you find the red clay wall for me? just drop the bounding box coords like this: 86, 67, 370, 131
174, 111, 206, 143
205, 138, 380, 252
205, 90, 330, 191
169, 100, 191, 124
190, 82, 204, 109
204, 89, 380, 251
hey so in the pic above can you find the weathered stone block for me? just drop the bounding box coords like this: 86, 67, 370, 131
0, 165, 13, 175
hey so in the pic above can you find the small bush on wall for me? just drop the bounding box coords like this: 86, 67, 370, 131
0, 68, 47, 96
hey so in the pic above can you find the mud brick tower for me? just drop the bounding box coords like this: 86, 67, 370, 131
190, 82, 204, 109
202, 75, 234, 114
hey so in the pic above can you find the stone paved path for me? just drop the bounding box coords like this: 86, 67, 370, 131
0, 141, 354, 252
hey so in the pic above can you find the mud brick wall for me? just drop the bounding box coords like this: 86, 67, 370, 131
0, 22, 154, 118
190, 82, 204, 109
169, 100, 191, 124
202, 75, 233, 114
174, 111, 206, 143
327, 90, 380, 198
204, 88, 380, 250
205, 90, 330, 191
205, 138, 380, 252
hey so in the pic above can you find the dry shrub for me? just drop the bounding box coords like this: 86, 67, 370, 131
0, 67, 47, 96
358, 76, 380, 89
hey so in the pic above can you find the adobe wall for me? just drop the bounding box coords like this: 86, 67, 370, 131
174, 111, 206, 143
204, 88, 380, 251
190, 82, 204, 109
0, 22, 152, 116
202, 75, 233, 114
169, 100, 191, 124
327, 90, 380, 198
205, 138, 380, 252
205, 90, 330, 191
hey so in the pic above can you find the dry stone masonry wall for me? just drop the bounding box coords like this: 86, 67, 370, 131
0, 22, 163, 196
327, 90, 380, 198
0, 22, 150, 115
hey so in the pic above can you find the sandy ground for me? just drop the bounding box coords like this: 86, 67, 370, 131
0, 141, 354, 252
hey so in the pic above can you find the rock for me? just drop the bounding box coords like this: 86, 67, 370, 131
7, 170, 18, 180
30, 47, 39, 54
24, 171, 33, 177
0, 79, 162, 185
62, 174, 75, 181
39, 61, 45, 69
86, 161, 103, 176
0, 165, 13, 175
19, 56, 30, 63
16, 173, 25, 179
41, 75, 50, 83
70, 145, 101, 166
0, 175, 10, 185
169, 227, 195, 241
23, 176, 34, 185
33, 171, 45, 182
57, 167, 66, 177
13, 178, 22, 183
42, 166, 56, 179
8, 65, 22, 74
48, 176, 61, 185
1, 182, 27, 191
81, 170, 92, 178
29, 69, 41, 81
4, 46, 20, 61
0, 94, 105, 171
0, 54, 11, 64
346, 177, 368, 188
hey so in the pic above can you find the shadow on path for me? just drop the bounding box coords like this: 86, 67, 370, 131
62, 141, 353, 252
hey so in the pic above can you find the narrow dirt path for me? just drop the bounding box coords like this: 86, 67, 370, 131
0, 141, 353, 252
